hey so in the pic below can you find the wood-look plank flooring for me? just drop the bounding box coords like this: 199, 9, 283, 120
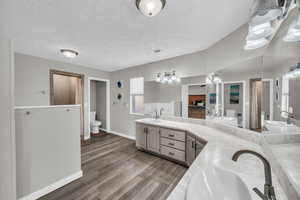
40, 133, 187, 200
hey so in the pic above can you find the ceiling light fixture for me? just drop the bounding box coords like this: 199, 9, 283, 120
247, 21, 274, 40
283, 14, 300, 42
60, 49, 79, 58
285, 63, 300, 78
156, 70, 180, 84
205, 73, 222, 85
244, 38, 270, 50
136, 0, 166, 17
250, 0, 283, 25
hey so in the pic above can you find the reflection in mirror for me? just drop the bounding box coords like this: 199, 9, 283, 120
144, 75, 221, 119
221, 81, 245, 128
143, 3, 300, 136
261, 7, 300, 135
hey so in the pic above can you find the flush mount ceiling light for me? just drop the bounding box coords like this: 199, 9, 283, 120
60, 49, 79, 58
156, 71, 180, 84
136, 0, 166, 17
250, 0, 284, 25
247, 21, 274, 40
205, 73, 222, 85
285, 63, 300, 78
244, 38, 270, 50
283, 15, 300, 42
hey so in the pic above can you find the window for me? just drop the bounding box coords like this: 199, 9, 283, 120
130, 77, 144, 115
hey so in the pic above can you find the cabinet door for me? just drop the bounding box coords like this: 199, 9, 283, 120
186, 135, 196, 166
136, 124, 147, 149
146, 126, 160, 153
195, 138, 207, 157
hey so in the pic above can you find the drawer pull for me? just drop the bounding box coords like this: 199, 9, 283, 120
169, 134, 175, 137
168, 152, 175, 156
168, 143, 174, 146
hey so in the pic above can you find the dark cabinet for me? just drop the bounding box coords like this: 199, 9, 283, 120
186, 134, 207, 166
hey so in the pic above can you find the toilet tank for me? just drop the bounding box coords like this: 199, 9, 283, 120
90, 111, 96, 121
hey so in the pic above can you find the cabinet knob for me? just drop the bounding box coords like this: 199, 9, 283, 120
25, 111, 30, 115
169, 152, 175, 156
169, 134, 175, 137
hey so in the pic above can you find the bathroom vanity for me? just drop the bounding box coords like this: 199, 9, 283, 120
136, 120, 207, 166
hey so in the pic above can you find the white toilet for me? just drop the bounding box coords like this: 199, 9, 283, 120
90, 111, 102, 134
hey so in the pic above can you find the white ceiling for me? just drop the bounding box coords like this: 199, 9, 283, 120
0, 0, 254, 71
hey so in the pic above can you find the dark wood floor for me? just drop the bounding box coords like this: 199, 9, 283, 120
40, 133, 187, 200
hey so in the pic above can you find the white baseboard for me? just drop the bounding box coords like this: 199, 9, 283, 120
109, 130, 136, 140
18, 170, 83, 200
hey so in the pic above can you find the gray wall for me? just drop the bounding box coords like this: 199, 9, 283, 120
15, 106, 81, 199
144, 81, 181, 103
188, 85, 206, 95
110, 24, 267, 137
90, 80, 107, 129
0, 39, 16, 200
90, 81, 97, 111
96, 81, 107, 129
14, 53, 110, 139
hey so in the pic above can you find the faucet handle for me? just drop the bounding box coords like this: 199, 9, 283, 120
253, 188, 268, 200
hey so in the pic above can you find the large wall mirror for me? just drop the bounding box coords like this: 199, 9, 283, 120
144, 6, 300, 136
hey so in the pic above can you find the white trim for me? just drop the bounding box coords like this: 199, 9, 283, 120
109, 130, 136, 140
14, 105, 81, 110
262, 79, 274, 121
87, 77, 111, 140
10, 40, 17, 200
129, 112, 145, 116
18, 171, 83, 200
222, 81, 247, 128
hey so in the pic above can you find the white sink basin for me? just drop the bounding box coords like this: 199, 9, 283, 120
186, 165, 252, 200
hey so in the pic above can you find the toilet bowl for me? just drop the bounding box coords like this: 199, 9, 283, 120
90, 111, 102, 134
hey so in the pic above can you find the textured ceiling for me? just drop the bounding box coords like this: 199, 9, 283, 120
0, 0, 254, 71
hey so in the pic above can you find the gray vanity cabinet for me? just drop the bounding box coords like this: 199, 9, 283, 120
186, 135, 196, 166
146, 126, 160, 153
136, 122, 206, 166
136, 124, 147, 149
186, 134, 207, 166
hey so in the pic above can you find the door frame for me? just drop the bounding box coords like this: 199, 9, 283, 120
262, 79, 274, 121
87, 77, 111, 137
221, 81, 246, 128
49, 69, 85, 135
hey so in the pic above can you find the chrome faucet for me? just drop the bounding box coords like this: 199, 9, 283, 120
280, 111, 295, 125
232, 150, 276, 200
154, 110, 159, 120
160, 108, 164, 116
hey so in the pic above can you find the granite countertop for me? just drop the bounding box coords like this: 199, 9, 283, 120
270, 143, 300, 196
135, 118, 288, 200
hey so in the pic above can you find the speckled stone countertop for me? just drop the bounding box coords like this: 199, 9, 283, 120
270, 143, 300, 197
135, 118, 289, 200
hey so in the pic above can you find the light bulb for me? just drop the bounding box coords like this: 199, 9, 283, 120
60, 49, 78, 58
244, 38, 269, 50
247, 22, 274, 40
137, 0, 165, 17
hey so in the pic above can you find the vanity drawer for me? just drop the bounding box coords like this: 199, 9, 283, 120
160, 128, 186, 142
161, 146, 185, 162
161, 137, 185, 151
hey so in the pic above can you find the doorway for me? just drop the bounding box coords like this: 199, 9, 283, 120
88, 77, 110, 137
50, 70, 84, 135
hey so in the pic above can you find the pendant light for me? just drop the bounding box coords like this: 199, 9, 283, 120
136, 0, 166, 17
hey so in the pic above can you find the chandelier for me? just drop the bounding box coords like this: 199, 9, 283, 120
156, 71, 180, 84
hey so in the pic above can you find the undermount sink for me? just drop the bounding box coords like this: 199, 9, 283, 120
186, 165, 252, 200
